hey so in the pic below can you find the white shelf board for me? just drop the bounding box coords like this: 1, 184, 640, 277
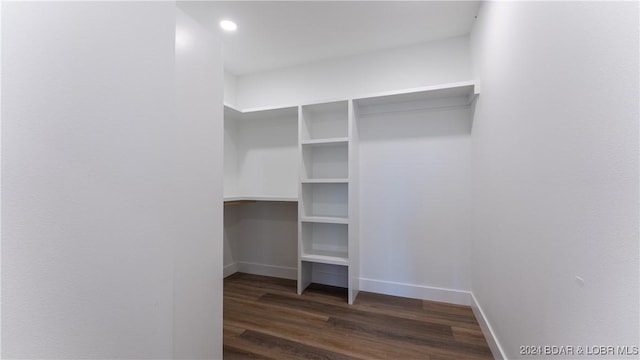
353, 80, 477, 102
301, 216, 348, 224
224, 195, 298, 202
301, 137, 349, 146
354, 82, 478, 116
301, 178, 348, 184
227, 81, 478, 114
224, 104, 298, 121
300, 253, 348, 266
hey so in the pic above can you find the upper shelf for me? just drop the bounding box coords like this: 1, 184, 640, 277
354, 81, 478, 116
226, 80, 478, 118
224, 104, 298, 121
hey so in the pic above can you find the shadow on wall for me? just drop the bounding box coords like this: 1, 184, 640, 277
358, 107, 472, 141
227, 202, 298, 268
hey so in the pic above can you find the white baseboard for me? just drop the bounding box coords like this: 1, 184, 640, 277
236, 261, 297, 280
223, 262, 238, 278
359, 277, 472, 306
470, 292, 507, 360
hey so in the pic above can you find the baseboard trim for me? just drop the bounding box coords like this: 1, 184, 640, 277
223, 262, 238, 278
359, 277, 472, 306
236, 261, 297, 280
470, 292, 507, 360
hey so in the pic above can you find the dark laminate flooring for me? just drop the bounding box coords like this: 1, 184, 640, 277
224, 272, 494, 360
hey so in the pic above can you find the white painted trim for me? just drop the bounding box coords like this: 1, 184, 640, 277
236, 261, 297, 280
223, 262, 238, 278
359, 277, 472, 306
470, 292, 508, 360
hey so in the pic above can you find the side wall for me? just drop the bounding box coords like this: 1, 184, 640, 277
2, 3, 177, 358
224, 70, 238, 108
174, 8, 224, 359
470, 2, 639, 358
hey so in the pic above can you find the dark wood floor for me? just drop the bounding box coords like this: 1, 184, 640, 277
224, 273, 493, 360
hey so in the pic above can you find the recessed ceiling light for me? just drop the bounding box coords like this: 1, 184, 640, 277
220, 20, 237, 32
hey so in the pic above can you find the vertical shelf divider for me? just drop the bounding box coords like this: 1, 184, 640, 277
297, 105, 310, 294
348, 99, 360, 305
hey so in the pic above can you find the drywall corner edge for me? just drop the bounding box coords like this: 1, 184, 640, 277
224, 263, 238, 278
471, 292, 507, 360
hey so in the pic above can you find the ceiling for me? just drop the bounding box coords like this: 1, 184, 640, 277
178, 1, 481, 76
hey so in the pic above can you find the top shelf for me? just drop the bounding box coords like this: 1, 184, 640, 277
224, 104, 298, 122
354, 82, 477, 116
226, 81, 478, 120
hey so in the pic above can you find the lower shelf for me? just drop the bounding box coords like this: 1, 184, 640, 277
300, 216, 348, 224
224, 195, 298, 203
300, 253, 348, 266
298, 261, 349, 296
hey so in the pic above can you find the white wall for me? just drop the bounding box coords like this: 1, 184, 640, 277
470, 2, 639, 359
234, 116, 298, 198
224, 111, 239, 197
224, 108, 298, 198
224, 70, 238, 108
235, 36, 471, 109
358, 106, 472, 305
223, 204, 240, 276
225, 202, 298, 279
174, 8, 223, 359
2, 2, 176, 358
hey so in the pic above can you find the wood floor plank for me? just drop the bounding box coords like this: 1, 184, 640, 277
225, 313, 426, 359
353, 293, 483, 331
239, 330, 360, 360
223, 273, 493, 360
326, 317, 493, 359
223, 345, 274, 360
225, 298, 328, 329
258, 293, 454, 340
225, 323, 248, 336
323, 317, 491, 360
452, 326, 493, 347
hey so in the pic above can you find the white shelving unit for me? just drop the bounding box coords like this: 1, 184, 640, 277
297, 100, 359, 304
225, 81, 477, 304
